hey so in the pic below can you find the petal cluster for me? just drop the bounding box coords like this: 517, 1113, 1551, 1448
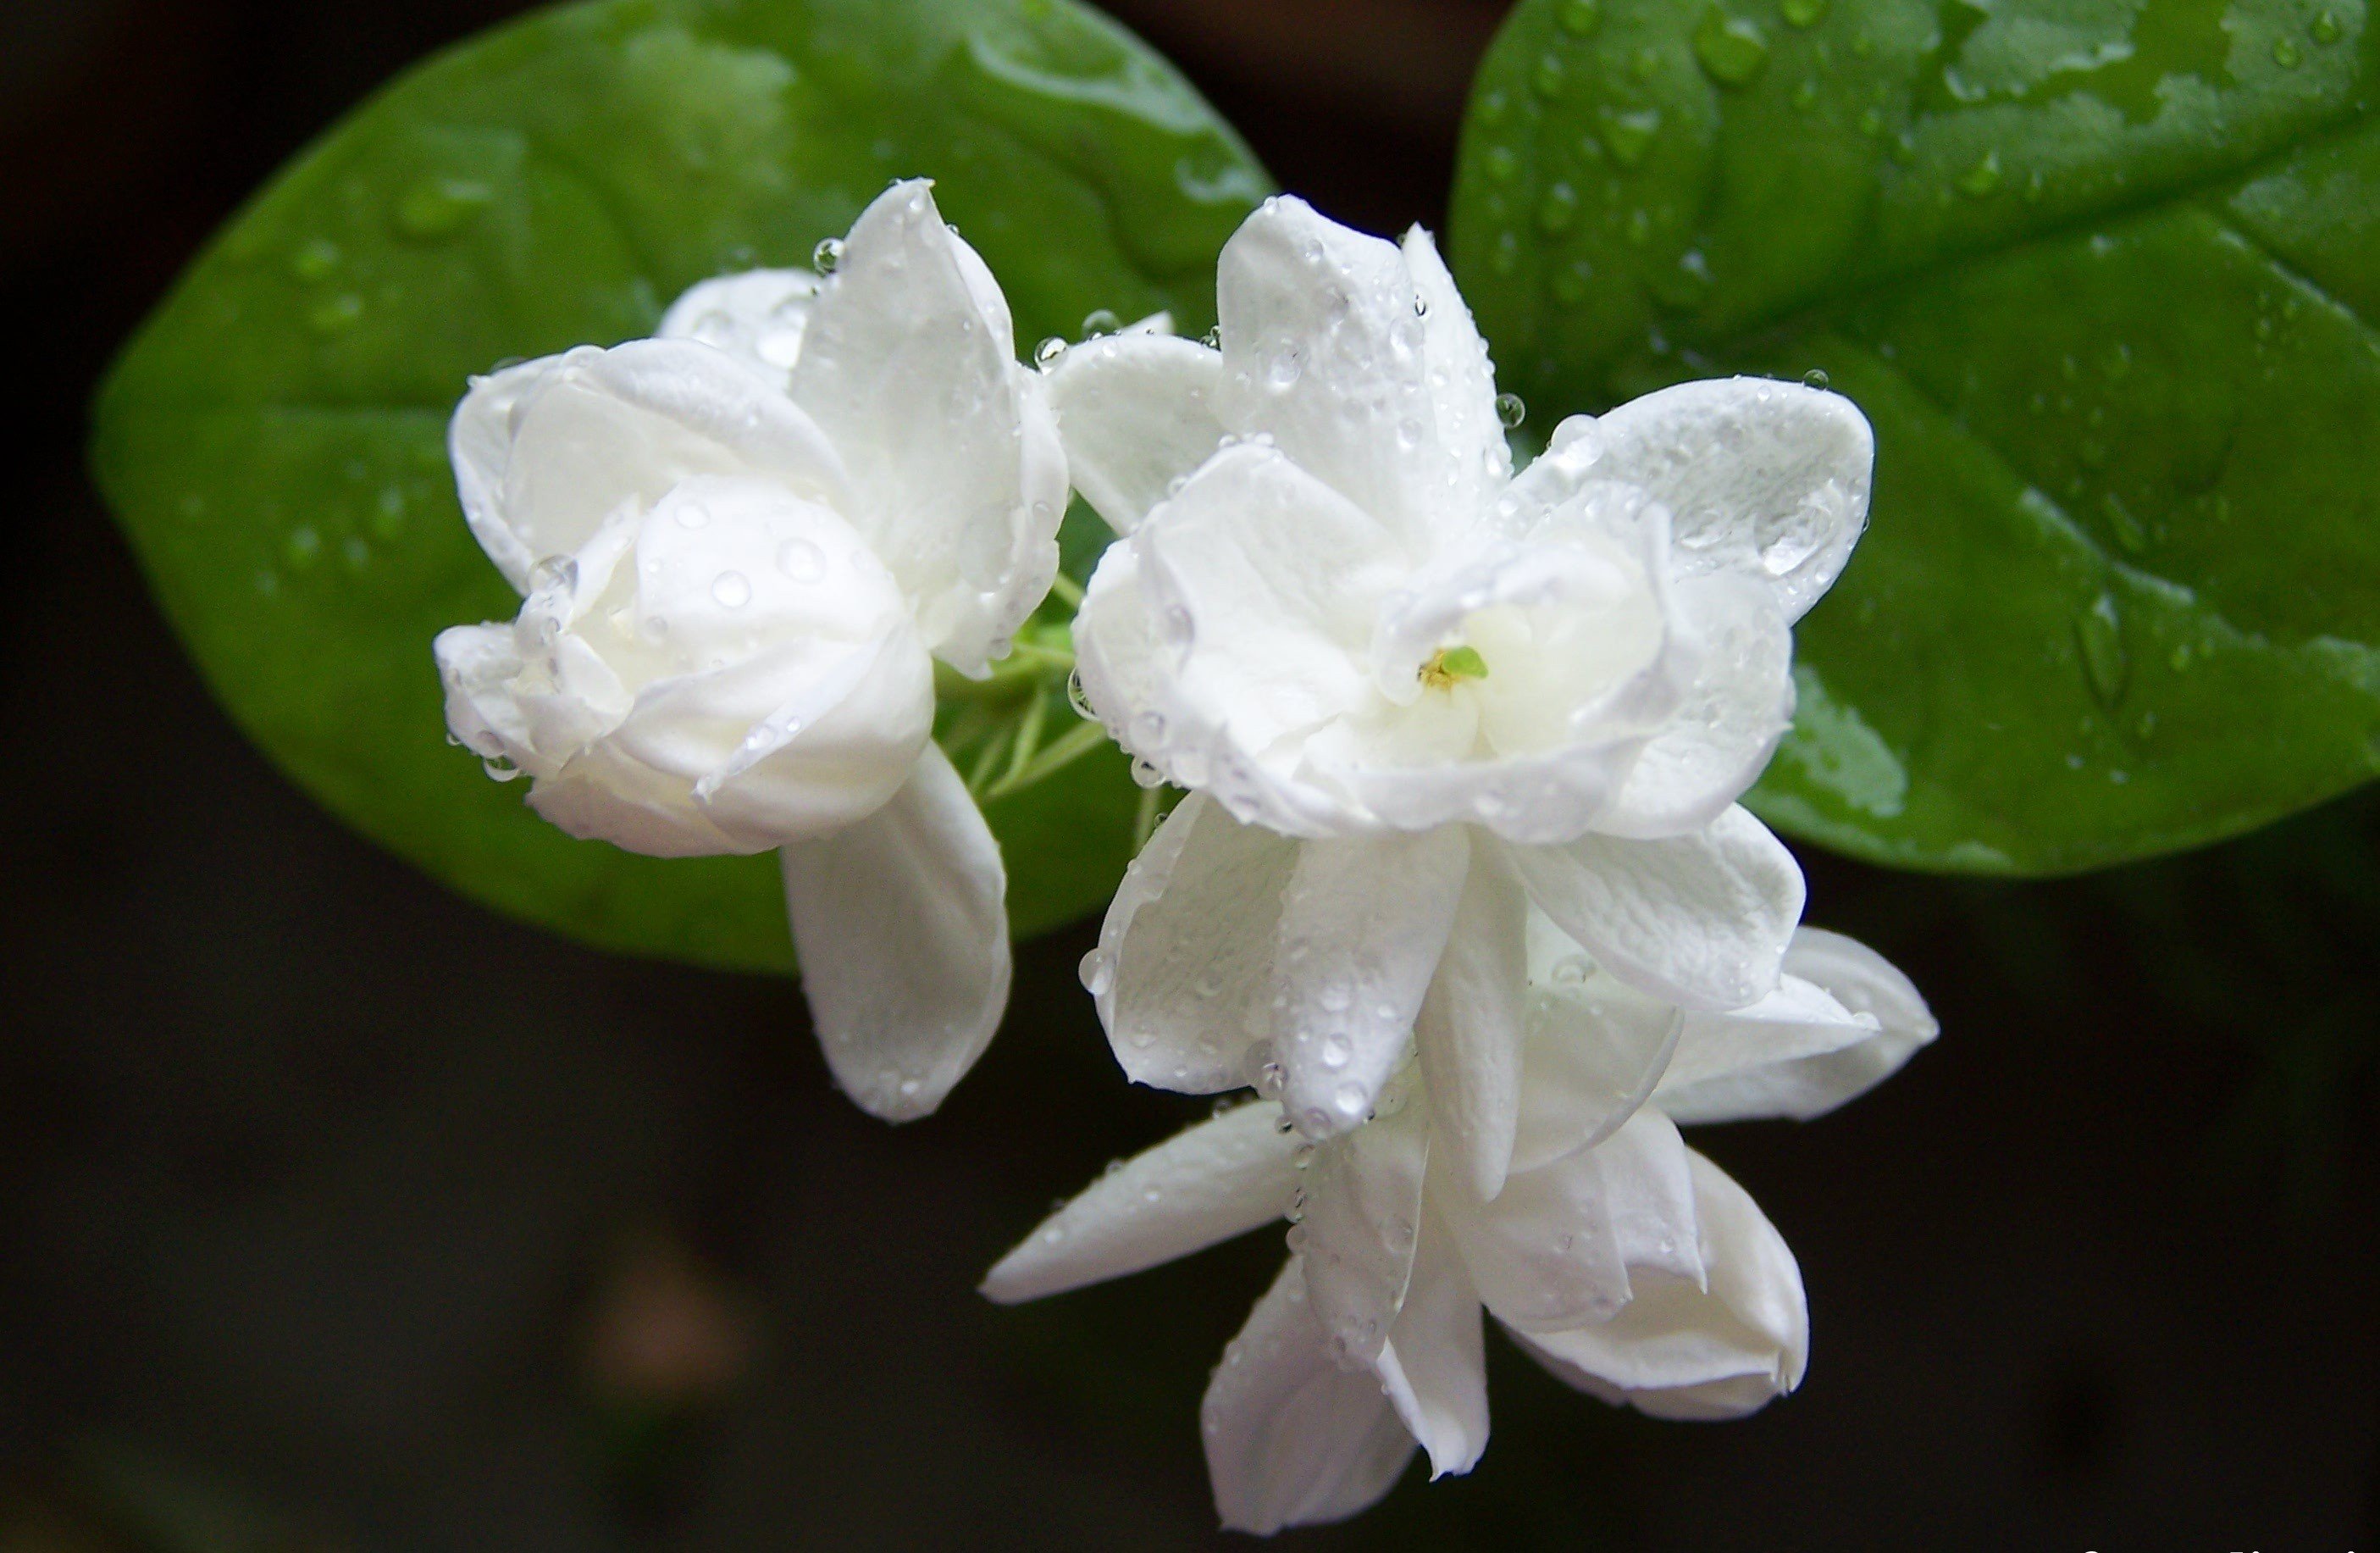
988, 921, 1935, 1534
434, 180, 1065, 1120
1055, 195, 1869, 846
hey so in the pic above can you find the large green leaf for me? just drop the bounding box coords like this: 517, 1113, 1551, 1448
1452, 0, 2380, 874
92, 0, 1269, 972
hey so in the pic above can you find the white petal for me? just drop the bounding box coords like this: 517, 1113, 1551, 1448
1374, 1203, 1489, 1478
1203, 1258, 1418, 1534
1402, 226, 1513, 509
1508, 972, 1682, 1177
1500, 807, 1804, 1012
1446, 1108, 1700, 1335
1519, 1147, 1807, 1419
1414, 851, 1529, 1200
1300, 1079, 1431, 1367
787, 180, 1064, 672
1658, 928, 1936, 1123
1128, 444, 1417, 835
1215, 196, 1488, 539
982, 1100, 1303, 1303
780, 741, 1009, 1122
1595, 572, 1795, 840
1043, 333, 1227, 534
451, 339, 849, 593
656, 268, 822, 391
1505, 380, 1872, 624
434, 623, 532, 766
1271, 829, 1470, 1139
1092, 792, 1301, 1093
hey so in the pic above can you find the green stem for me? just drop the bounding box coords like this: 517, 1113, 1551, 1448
984, 718, 1110, 800
1046, 570, 1085, 609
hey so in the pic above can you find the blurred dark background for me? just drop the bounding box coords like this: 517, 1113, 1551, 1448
1, 1, 2374, 1548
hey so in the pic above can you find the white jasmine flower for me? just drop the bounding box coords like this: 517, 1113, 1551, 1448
434, 180, 1065, 1121
984, 923, 1934, 1534
1054, 195, 1874, 1145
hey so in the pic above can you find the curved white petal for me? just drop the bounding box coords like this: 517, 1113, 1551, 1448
1270, 829, 1470, 1139
982, 1101, 1302, 1303
450, 339, 849, 593
1595, 572, 1795, 840
1300, 1080, 1431, 1367
1500, 807, 1805, 1012
1414, 852, 1529, 1201
1401, 226, 1513, 513
1090, 792, 1300, 1093
1124, 444, 1418, 836
1518, 1148, 1807, 1419
657, 268, 822, 391
434, 622, 533, 765
1374, 1203, 1488, 1479
1658, 928, 1937, 1123
1215, 196, 1486, 540
1043, 333, 1227, 535
1502, 380, 1871, 624
787, 180, 1064, 672
1446, 1108, 1701, 1336
1508, 973, 1681, 1177
780, 741, 1009, 1122
1203, 1258, 1418, 1535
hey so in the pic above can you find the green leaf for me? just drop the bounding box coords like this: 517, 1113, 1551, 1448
91, 0, 1269, 973
1452, 0, 2380, 874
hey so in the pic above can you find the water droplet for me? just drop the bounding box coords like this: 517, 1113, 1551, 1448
1560, 0, 1601, 32
812, 237, 844, 275
1079, 949, 1114, 996
1551, 955, 1591, 985
1081, 308, 1122, 339
1132, 710, 1167, 746
289, 238, 341, 280
1484, 145, 1519, 184
711, 571, 750, 608
1802, 368, 1831, 390
483, 756, 523, 783
284, 526, 322, 570
307, 294, 364, 334
529, 555, 578, 595
2074, 591, 2128, 709
2312, 9, 2342, 43
1599, 106, 1663, 167
1533, 52, 1568, 99
1130, 757, 1165, 789
776, 537, 826, 582
675, 501, 711, 530
1957, 150, 2004, 197
1160, 605, 1194, 654
1692, 8, 1769, 86
1536, 181, 1579, 233
1495, 392, 1527, 429
1782, 0, 1828, 25
1199, 324, 1223, 349
2273, 35, 2302, 66
1332, 1082, 1368, 1117
1791, 75, 1820, 110
1265, 347, 1304, 389
395, 177, 494, 241
1034, 336, 1068, 368
1065, 669, 1096, 721
1320, 1035, 1351, 1068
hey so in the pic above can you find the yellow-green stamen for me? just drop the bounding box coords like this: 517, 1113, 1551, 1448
1420, 644, 1490, 689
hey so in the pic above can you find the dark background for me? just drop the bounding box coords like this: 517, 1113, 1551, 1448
2, 2, 2374, 1548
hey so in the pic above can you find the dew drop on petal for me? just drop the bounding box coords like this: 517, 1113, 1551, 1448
529, 555, 578, 595
1495, 391, 1527, 429
675, 501, 711, 530
711, 571, 750, 608
777, 537, 826, 582
1079, 949, 1115, 996
812, 238, 844, 275
1333, 1082, 1368, 1117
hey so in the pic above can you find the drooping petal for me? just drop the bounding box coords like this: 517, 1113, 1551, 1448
1203, 1259, 1418, 1535
1374, 1202, 1489, 1478
434, 623, 533, 767
1593, 572, 1795, 840
1658, 928, 1937, 1123
657, 268, 822, 391
982, 1101, 1303, 1303
1518, 1147, 1807, 1420
779, 741, 1009, 1122
1042, 332, 1227, 534
1089, 792, 1301, 1093
1500, 807, 1804, 1012
787, 180, 1064, 672
1215, 197, 1490, 541
1271, 829, 1470, 1138
1500, 380, 1871, 624
1414, 851, 1530, 1201
1300, 1079, 1431, 1367
1445, 1108, 1701, 1336
1127, 444, 1418, 835
451, 340, 849, 592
